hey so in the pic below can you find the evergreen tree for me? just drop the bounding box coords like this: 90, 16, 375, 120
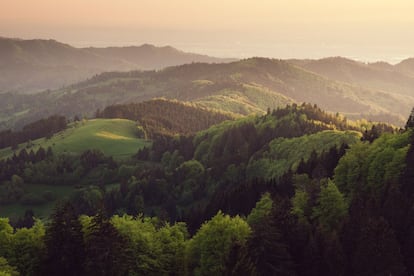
245, 215, 296, 276
84, 211, 130, 276
43, 202, 85, 276
352, 217, 406, 276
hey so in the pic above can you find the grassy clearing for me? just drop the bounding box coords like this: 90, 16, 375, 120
0, 119, 151, 160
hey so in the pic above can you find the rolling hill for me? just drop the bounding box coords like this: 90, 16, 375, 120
0, 118, 150, 160
0, 37, 234, 93
1, 57, 411, 130
288, 56, 414, 97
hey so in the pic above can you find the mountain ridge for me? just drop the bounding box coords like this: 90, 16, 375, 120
0, 37, 236, 93
1, 57, 410, 130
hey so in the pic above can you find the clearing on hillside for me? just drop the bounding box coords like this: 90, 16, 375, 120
0, 119, 151, 159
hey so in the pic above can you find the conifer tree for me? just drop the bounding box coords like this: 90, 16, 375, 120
84, 211, 130, 276
43, 202, 85, 276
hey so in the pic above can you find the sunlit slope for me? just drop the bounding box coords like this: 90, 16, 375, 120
0, 119, 150, 159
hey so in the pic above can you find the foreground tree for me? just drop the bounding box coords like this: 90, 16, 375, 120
42, 202, 85, 276
84, 212, 130, 276
186, 211, 251, 276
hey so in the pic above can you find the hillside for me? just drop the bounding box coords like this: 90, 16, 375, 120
2, 103, 412, 275
97, 98, 235, 138
1, 57, 411, 130
0, 37, 234, 93
0, 103, 363, 219
289, 56, 414, 97
0, 118, 150, 160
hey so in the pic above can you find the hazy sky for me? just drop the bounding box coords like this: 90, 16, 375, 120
1, 0, 414, 62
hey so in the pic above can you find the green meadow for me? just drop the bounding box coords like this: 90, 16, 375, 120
0, 118, 151, 160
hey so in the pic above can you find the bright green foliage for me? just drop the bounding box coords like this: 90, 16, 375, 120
0, 257, 19, 276
111, 214, 188, 275
312, 180, 348, 231
187, 211, 251, 276
0, 219, 46, 276
247, 130, 360, 180
334, 142, 370, 195
0, 218, 13, 258
11, 220, 45, 275
247, 193, 273, 226
335, 132, 410, 196
155, 223, 188, 275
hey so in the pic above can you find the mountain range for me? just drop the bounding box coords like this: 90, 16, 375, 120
0, 37, 235, 93
2, 37, 414, 129
2, 57, 412, 130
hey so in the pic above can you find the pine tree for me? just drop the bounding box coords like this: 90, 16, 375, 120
245, 211, 296, 276
43, 202, 85, 276
84, 211, 130, 276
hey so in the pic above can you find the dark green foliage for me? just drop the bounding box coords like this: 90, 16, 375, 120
245, 213, 296, 276
1, 104, 414, 275
84, 212, 130, 276
43, 202, 85, 276
80, 149, 106, 171
13, 209, 35, 229
0, 115, 67, 148
351, 217, 406, 276
97, 98, 233, 138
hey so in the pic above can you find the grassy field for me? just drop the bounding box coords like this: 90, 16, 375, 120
0, 118, 151, 160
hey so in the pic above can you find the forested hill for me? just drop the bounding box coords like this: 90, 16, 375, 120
96, 98, 235, 138
0, 37, 234, 93
2, 57, 410, 130
2, 102, 412, 275
0, 99, 234, 157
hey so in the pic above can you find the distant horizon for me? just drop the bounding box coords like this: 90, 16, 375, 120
2, 0, 414, 65
2, 34, 412, 65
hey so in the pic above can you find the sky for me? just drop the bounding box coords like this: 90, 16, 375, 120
1, 0, 414, 63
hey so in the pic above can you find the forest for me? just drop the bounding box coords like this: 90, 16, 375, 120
0, 103, 412, 275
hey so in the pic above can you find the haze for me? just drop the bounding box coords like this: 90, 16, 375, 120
1, 0, 414, 63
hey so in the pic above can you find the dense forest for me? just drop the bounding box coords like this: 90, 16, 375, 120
96, 98, 235, 138
1, 103, 411, 275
